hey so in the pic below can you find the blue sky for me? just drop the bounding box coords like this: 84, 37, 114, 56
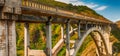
55, 0, 120, 22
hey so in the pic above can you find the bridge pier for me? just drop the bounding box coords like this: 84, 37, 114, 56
66, 19, 70, 56
24, 23, 30, 56
0, 20, 16, 56
46, 18, 52, 56
85, 23, 88, 31
74, 21, 81, 52
78, 21, 81, 40
61, 24, 64, 39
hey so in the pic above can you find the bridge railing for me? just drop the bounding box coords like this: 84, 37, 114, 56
22, 0, 108, 23
22, 0, 75, 16
22, 0, 55, 11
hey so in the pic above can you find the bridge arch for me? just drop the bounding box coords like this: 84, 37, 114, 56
72, 27, 109, 56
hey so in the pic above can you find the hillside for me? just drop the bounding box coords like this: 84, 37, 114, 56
38, 0, 110, 22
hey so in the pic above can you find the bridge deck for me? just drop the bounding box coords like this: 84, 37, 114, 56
21, 0, 109, 24
0, 0, 111, 24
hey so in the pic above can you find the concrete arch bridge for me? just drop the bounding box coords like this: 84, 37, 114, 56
0, 0, 112, 56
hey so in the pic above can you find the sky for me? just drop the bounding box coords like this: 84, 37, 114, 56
55, 0, 120, 22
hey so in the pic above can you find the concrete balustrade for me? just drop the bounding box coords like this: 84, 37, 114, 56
21, 0, 111, 24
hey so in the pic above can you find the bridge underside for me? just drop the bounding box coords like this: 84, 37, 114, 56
0, 20, 112, 56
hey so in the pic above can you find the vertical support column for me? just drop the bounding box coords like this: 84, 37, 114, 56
0, 20, 16, 56
0, 20, 17, 56
5, 21, 8, 56
46, 18, 52, 56
66, 19, 70, 56
0, 20, 8, 56
85, 23, 88, 31
74, 21, 81, 50
61, 24, 64, 39
24, 23, 30, 56
8, 21, 17, 56
78, 21, 81, 40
